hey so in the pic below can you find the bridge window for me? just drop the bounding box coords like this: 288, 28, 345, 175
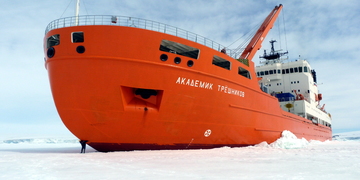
260, 71, 264, 76
72, 32, 84, 43
47, 34, 60, 48
160, 40, 199, 59
299, 66, 303, 72
212, 56, 230, 70
294, 67, 298, 73
290, 68, 294, 73
304, 66, 308, 72
238, 67, 251, 79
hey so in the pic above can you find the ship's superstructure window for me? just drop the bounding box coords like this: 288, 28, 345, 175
212, 56, 231, 70
47, 34, 60, 48
256, 65, 312, 77
238, 67, 251, 79
160, 40, 199, 59
299, 66, 303, 72
72, 32, 84, 43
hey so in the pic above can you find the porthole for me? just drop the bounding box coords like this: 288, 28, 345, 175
47, 47, 55, 58
160, 54, 168, 61
174, 57, 181, 64
76, 46, 85, 54
187, 60, 194, 67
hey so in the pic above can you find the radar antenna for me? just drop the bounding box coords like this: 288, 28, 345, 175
260, 40, 288, 64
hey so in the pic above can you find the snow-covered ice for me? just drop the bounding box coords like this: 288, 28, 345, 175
1, 131, 360, 180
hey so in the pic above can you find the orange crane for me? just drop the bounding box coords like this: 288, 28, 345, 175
239, 4, 283, 61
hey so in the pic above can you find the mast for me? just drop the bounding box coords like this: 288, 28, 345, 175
239, 4, 283, 61
75, 0, 80, 26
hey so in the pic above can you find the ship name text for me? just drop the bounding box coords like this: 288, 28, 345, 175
175, 77, 245, 98
217, 85, 245, 97
176, 77, 213, 90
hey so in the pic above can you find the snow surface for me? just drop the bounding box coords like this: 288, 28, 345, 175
1, 131, 360, 180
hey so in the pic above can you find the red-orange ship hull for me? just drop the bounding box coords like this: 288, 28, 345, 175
44, 24, 331, 151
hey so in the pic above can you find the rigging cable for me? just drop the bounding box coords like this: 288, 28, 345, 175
60, 0, 89, 18
226, 21, 262, 57
82, 0, 89, 15
277, 13, 282, 50
282, 8, 288, 52
226, 22, 260, 48
60, 0, 74, 18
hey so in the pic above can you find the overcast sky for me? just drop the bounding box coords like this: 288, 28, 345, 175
0, 0, 359, 137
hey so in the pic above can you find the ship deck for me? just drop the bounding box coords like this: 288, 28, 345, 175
45, 15, 241, 59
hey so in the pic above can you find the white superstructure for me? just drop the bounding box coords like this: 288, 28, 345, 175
255, 41, 331, 128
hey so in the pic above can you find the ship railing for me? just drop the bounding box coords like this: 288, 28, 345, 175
45, 15, 239, 59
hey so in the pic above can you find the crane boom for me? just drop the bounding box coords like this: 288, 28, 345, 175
239, 4, 283, 60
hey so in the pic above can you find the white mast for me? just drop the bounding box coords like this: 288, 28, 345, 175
75, 0, 80, 26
